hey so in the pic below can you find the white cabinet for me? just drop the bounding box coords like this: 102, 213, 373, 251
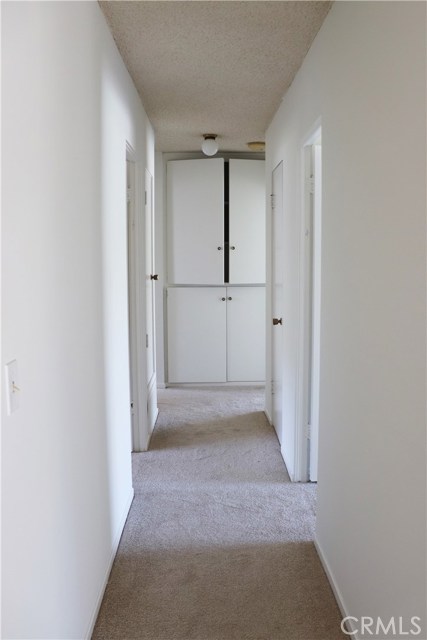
167, 158, 265, 285
167, 287, 265, 383
229, 160, 266, 284
167, 158, 224, 284
166, 157, 266, 384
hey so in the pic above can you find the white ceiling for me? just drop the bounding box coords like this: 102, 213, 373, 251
99, 1, 332, 152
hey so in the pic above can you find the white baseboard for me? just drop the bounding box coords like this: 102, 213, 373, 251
314, 536, 356, 638
85, 488, 135, 639
157, 382, 167, 389
165, 382, 266, 388
264, 408, 272, 424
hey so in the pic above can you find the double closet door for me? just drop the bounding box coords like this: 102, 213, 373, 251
167, 287, 265, 383
167, 158, 265, 285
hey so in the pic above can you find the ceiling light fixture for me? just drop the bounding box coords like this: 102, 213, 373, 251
201, 134, 219, 157
247, 141, 265, 152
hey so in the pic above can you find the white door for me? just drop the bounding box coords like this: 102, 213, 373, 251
167, 287, 227, 383
167, 158, 224, 284
271, 163, 284, 445
227, 287, 266, 382
229, 160, 266, 284
145, 169, 158, 431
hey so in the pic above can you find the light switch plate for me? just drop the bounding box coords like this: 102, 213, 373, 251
5, 360, 20, 415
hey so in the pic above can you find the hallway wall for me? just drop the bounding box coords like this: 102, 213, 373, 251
1, 2, 154, 638
266, 2, 426, 636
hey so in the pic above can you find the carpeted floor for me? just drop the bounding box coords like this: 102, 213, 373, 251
92, 386, 345, 640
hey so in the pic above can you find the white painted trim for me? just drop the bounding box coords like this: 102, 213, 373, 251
85, 488, 135, 640
127, 149, 142, 452
314, 536, 356, 638
264, 408, 272, 424
127, 145, 150, 452
166, 382, 266, 388
294, 125, 322, 482
142, 373, 158, 451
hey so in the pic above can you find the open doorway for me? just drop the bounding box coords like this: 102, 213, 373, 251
269, 129, 322, 483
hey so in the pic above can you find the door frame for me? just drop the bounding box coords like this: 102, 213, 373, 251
145, 167, 159, 434
295, 123, 322, 482
126, 142, 150, 451
269, 161, 285, 447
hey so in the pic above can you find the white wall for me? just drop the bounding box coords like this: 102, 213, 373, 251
266, 2, 426, 636
1, 2, 154, 638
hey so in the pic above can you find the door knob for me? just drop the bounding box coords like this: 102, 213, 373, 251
230, 246, 236, 250
217, 246, 223, 251
150, 274, 159, 280
228, 297, 232, 301
272, 317, 282, 325
221, 297, 226, 301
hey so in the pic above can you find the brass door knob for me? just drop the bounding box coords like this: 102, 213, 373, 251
272, 317, 282, 325
150, 274, 159, 280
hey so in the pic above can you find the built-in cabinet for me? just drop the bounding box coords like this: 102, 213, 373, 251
167, 287, 266, 383
166, 157, 266, 384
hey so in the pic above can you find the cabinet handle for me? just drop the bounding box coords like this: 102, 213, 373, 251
221, 297, 226, 301
273, 317, 282, 325
217, 246, 223, 251
230, 246, 236, 250
228, 297, 232, 301
150, 274, 159, 281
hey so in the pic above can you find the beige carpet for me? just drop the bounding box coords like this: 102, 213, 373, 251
92, 386, 345, 640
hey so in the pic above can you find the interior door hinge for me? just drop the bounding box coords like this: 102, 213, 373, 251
270, 193, 275, 210
145, 190, 147, 205
307, 178, 315, 194
146, 333, 149, 348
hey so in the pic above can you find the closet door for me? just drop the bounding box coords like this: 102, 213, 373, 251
167, 287, 227, 383
226, 287, 266, 382
229, 159, 266, 284
167, 158, 224, 284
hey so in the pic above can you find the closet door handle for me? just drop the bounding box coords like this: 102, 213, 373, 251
230, 246, 236, 250
228, 297, 232, 301
150, 274, 159, 280
273, 317, 282, 326
217, 246, 223, 251
221, 297, 226, 301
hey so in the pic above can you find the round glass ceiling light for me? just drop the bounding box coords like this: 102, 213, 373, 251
202, 134, 219, 156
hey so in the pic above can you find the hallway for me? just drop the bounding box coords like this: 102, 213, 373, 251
93, 387, 344, 640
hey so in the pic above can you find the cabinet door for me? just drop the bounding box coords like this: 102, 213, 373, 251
167, 287, 227, 383
229, 160, 266, 284
227, 287, 266, 382
167, 158, 224, 284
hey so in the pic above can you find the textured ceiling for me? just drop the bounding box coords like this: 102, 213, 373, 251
99, 1, 332, 152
